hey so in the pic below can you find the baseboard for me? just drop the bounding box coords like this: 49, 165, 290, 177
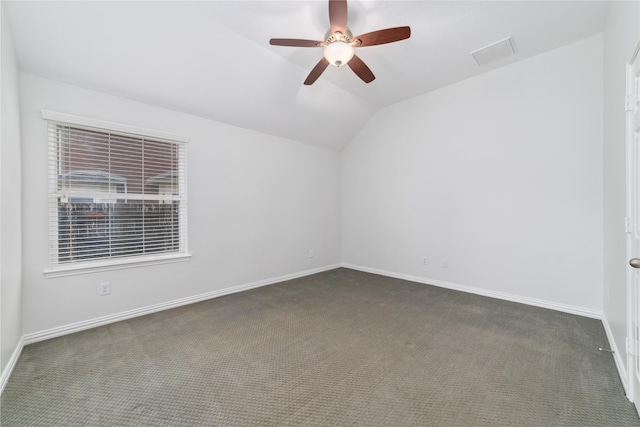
0, 336, 24, 394
348, 263, 633, 399
341, 263, 603, 319
23, 263, 341, 345
602, 315, 630, 400
14, 263, 608, 393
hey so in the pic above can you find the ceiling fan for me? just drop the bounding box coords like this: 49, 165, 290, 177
269, 0, 411, 85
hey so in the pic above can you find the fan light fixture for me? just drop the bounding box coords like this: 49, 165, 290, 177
324, 41, 355, 67
268, 0, 411, 85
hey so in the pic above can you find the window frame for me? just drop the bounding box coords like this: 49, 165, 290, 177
42, 110, 191, 278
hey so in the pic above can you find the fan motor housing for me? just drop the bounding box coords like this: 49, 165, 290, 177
324, 28, 353, 44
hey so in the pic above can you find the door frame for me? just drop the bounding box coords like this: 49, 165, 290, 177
626, 39, 640, 405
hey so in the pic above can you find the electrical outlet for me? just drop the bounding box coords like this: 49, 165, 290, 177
422, 256, 428, 265
442, 259, 448, 268
309, 249, 314, 259
99, 282, 111, 296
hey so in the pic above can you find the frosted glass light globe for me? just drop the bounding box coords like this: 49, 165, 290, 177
323, 41, 355, 67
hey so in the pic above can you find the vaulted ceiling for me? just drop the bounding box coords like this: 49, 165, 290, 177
5, 1, 609, 151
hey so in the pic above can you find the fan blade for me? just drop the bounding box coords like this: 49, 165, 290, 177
304, 58, 330, 85
353, 26, 411, 47
329, 0, 348, 34
270, 38, 324, 47
347, 54, 375, 83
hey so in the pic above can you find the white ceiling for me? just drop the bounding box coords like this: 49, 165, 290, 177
5, 1, 609, 151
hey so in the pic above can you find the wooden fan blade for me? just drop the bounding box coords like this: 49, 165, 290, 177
304, 58, 330, 85
353, 26, 411, 47
270, 38, 324, 47
329, 0, 348, 34
347, 54, 375, 83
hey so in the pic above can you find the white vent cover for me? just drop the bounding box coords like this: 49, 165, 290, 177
471, 37, 516, 66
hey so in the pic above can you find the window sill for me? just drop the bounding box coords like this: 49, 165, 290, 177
43, 253, 192, 278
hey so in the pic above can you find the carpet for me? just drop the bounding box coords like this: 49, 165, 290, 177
1, 268, 638, 426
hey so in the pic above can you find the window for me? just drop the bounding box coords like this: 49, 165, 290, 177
45, 111, 188, 275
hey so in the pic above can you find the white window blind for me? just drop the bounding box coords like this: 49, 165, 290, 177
47, 120, 188, 270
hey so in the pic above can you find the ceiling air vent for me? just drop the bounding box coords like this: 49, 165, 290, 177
471, 37, 516, 66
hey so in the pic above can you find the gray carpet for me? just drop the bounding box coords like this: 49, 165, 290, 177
1, 268, 638, 426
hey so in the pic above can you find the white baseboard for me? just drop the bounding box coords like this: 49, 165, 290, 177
341, 263, 603, 319
345, 263, 632, 400
1, 336, 24, 394
602, 315, 630, 400
23, 264, 341, 345
9, 263, 612, 396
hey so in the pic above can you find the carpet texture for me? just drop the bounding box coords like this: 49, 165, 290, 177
2, 268, 638, 426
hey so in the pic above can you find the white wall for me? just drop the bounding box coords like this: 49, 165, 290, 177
1, 2, 23, 380
603, 0, 640, 384
19, 74, 341, 336
342, 35, 604, 314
